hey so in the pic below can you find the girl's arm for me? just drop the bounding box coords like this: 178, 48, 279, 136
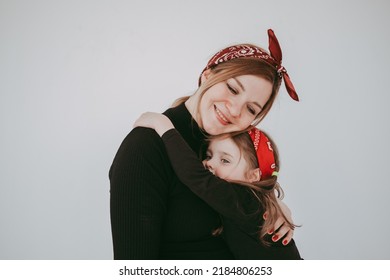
134, 112, 295, 244
134, 112, 175, 137
134, 112, 253, 221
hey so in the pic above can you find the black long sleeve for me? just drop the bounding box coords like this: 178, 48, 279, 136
161, 128, 302, 259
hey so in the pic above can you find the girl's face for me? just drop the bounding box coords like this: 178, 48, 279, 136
203, 137, 258, 182
199, 74, 273, 135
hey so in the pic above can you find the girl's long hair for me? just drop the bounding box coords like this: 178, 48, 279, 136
211, 130, 297, 246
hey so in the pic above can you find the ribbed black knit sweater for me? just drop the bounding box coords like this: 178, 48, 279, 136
109, 103, 234, 259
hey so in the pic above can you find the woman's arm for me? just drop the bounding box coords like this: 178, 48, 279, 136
109, 127, 171, 259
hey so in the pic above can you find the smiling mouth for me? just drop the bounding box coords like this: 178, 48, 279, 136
214, 105, 230, 125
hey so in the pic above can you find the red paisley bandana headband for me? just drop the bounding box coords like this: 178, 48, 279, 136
200, 29, 299, 101
248, 127, 277, 180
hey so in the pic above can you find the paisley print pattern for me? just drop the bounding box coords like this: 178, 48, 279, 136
199, 29, 299, 101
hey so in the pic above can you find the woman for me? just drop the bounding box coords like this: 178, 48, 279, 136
109, 29, 299, 259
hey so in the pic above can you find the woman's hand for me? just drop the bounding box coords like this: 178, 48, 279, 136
265, 199, 294, 245
133, 112, 174, 136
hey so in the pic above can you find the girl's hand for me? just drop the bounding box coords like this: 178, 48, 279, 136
133, 112, 174, 137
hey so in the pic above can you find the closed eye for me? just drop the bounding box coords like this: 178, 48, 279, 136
247, 105, 256, 115
205, 151, 212, 161
227, 83, 238, 95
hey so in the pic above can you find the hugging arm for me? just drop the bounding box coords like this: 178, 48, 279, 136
133, 112, 295, 244
134, 112, 251, 220
162, 129, 252, 221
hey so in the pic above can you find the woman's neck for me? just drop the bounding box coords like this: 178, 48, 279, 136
184, 95, 201, 126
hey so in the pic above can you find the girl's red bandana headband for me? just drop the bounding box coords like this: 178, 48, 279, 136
200, 29, 299, 101
248, 127, 277, 180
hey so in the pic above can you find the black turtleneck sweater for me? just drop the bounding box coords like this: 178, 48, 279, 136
109, 103, 234, 259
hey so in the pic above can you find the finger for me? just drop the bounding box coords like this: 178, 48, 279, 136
262, 212, 275, 235
133, 118, 139, 128
281, 229, 294, 246
270, 219, 284, 242
133, 117, 144, 128
266, 216, 283, 236
273, 217, 285, 231
272, 224, 290, 243
133, 113, 150, 128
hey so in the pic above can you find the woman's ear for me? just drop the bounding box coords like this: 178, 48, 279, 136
247, 168, 261, 183
200, 69, 212, 85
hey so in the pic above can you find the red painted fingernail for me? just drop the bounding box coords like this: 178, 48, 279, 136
272, 235, 279, 242
282, 239, 288, 246
268, 229, 273, 234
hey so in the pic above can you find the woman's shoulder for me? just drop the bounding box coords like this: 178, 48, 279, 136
115, 127, 166, 158
126, 126, 161, 142
110, 127, 166, 171
109, 127, 173, 182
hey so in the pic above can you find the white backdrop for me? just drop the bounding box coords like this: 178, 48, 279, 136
1, 0, 389, 259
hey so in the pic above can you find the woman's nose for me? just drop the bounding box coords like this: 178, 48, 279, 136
226, 101, 242, 118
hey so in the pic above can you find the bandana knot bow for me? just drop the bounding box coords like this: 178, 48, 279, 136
200, 29, 299, 101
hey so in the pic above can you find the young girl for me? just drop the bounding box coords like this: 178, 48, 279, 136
134, 112, 302, 259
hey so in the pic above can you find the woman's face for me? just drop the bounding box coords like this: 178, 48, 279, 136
199, 74, 273, 135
